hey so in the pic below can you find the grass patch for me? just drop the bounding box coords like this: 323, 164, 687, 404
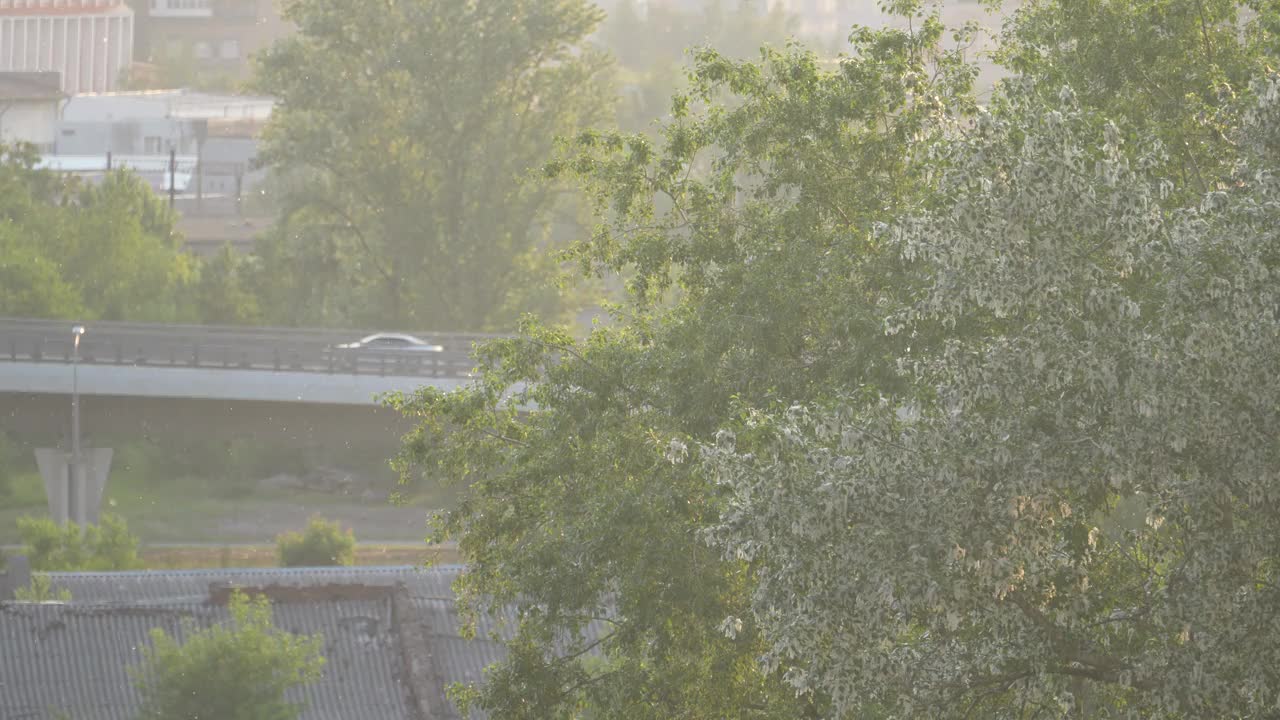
2, 472, 46, 509
0, 436, 454, 545
0, 473, 54, 544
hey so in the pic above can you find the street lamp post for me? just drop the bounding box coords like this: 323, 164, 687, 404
71, 325, 85, 525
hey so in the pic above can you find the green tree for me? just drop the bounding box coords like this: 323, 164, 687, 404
252, 0, 615, 330
0, 143, 196, 322
66, 172, 193, 321
704, 74, 1280, 718
14, 573, 72, 602
390, 1, 1280, 715
0, 229, 82, 317
131, 591, 325, 720
276, 515, 355, 567
993, 0, 1280, 200
17, 513, 142, 571
391, 10, 977, 717
194, 245, 264, 325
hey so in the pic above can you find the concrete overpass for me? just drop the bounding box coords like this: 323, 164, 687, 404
0, 317, 492, 405
0, 319, 498, 519
1, 361, 470, 406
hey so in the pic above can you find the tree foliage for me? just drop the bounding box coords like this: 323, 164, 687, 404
194, 244, 265, 325
276, 515, 355, 567
393, 0, 1280, 717
393, 11, 977, 718
0, 142, 264, 325
993, 0, 1280, 200
705, 75, 1280, 717
17, 513, 142, 572
131, 591, 325, 720
14, 573, 72, 602
253, 0, 615, 330
0, 144, 195, 321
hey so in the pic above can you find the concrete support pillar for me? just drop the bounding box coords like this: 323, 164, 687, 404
34, 448, 114, 527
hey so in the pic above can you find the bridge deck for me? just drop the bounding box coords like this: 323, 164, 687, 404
0, 318, 489, 405
0, 362, 465, 405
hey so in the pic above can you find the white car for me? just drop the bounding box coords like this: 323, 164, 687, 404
333, 333, 444, 352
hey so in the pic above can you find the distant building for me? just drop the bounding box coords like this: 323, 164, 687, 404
132, 0, 292, 82
0, 70, 65, 150
53, 89, 271, 159
38, 89, 275, 252
59, 88, 273, 123
46, 90, 271, 190
0, 0, 134, 94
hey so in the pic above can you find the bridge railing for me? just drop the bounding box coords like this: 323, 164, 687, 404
0, 318, 498, 379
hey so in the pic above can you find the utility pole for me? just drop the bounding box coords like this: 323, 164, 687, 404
195, 143, 204, 213
70, 325, 84, 526
169, 148, 177, 208
34, 324, 113, 528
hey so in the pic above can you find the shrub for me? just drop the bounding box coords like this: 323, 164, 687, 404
276, 516, 355, 567
17, 513, 142, 571
14, 574, 72, 602
130, 591, 324, 720
0, 472, 48, 509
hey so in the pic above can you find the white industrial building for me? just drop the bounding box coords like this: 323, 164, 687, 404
0, 0, 134, 94
0, 70, 63, 149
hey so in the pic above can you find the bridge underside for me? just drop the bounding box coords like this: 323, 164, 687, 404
1, 392, 414, 463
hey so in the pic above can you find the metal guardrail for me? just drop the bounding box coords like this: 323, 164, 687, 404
0, 318, 500, 379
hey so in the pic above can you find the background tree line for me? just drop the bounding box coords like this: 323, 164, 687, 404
1, 0, 808, 332
0, 143, 240, 325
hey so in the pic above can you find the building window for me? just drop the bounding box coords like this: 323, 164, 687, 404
220, 39, 240, 60
194, 41, 213, 60
150, 0, 213, 15
144, 136, 165, 154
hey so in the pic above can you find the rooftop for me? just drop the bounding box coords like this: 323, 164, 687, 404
0, 0, 131, 16
0, 565, 519, 720
0, 71, 65, 101
63, 89, 274, 121
1, 597, 414, 720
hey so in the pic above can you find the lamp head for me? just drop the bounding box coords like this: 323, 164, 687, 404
72, 325, 85, 350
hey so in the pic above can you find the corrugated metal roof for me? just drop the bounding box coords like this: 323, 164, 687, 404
0, 599, 412, 720
4, 565, 609, 720
46, 565, 460, 605
414, 597, 510, 691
